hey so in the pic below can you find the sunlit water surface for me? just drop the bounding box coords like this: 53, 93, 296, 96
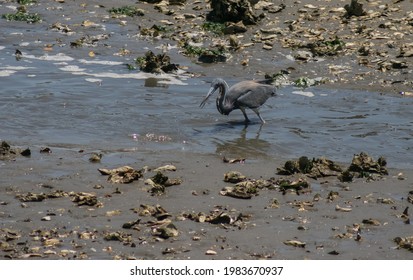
1, 47, 412, 169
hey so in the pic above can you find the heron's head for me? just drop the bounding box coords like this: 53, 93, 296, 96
199, 78, 226, 108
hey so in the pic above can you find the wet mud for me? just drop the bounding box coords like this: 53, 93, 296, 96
1, 142, 413, 260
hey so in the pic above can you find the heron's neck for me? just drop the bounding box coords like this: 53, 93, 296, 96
217, 83, 232, 114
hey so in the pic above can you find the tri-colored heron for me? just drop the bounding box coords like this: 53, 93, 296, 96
200, 78, 276, 123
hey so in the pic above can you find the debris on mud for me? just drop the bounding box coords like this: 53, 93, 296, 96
344, 0, 366, 18
408, 191, 413, 204
98, 166, 143, 184
1, 141, 17, 160
146, 171, 182, 195
182, 207, 251, 229
135, 51, 179, 73
70, 192, 101, 207
108, 6, 145, 17
104, 231, 134, 245
223, 156, 245, 164
134, 204, 171, 223
1, 141, 32, 160
340, 152, 388, 182
220, 185, 254, 199
16, 190, 67, 202
223, 171, 246, 183
152, 222, 179, 239
277, 153, 388, 183
70, 34, 110, 48
276, 178, 311, 195
181, 42, 228, 63
206, 0, 263, 25
154, 164, 177, 172
277, 156, 342, 179
283, 239, 306, 248
89, 153, 102, 163
220, 179, 272, 199
2, 8, 41, 24
394, 236, 413, 252
362, 218, 381, 226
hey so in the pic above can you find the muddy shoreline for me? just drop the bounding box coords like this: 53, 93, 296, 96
1, 142, 413, 260
1, 0, 413, 260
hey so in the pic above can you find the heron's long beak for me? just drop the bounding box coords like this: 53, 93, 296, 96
199, 87, 215, 108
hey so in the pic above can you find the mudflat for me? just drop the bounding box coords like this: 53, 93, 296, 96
1, 0, 412, 260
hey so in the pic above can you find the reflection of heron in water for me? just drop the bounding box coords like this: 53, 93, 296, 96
200, 78, 276, 124
214, 124, 272, 158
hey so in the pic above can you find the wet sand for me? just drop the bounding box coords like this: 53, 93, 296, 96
1, 144, 413, 260
1, 1, 413, 259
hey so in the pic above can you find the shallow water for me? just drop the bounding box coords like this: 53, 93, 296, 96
1, 44, 413, 168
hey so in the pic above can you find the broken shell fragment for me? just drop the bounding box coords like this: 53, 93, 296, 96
283, 239, 306, 248
205, 249, 217, 255
70, 192, 98, 206
223, 156, 245, 164
220, 186, 253, 199
153, 165, 177, 172
335, 205, 352, 212
98, 166, 143, 184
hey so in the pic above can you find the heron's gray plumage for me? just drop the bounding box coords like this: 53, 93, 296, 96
200, 78, 276, 123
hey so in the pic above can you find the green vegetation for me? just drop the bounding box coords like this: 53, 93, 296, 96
2, 11, 41, 23
182, 43, 225, 57
202, 21, 225, 35
309, 37, 345, 56
17, 0, 36, 5
108, 6, 144, 17
293, 77, 326, 88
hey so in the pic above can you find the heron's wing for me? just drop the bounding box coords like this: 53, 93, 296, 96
230, 81, 275, 109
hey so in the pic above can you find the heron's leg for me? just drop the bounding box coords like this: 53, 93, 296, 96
240, 107, 250, 123
252, 108, 266, 124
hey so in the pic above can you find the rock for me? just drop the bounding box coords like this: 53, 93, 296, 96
153, 223, 179, 239
208, 212, 233, 224
136, 51, 179, 73
344, 0, 366, 17
283, 239, 306, 248
277, 178, 311, 195
277, 156, 342, 178
224, 171, 246, 183
153, 165, 177, 172
207, 0, 263, 25
346, 152, 388, 177
223, 21, 248, 34
394, 236, 413, 251
220, 185, 253, 199
70, 192, 99, 206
